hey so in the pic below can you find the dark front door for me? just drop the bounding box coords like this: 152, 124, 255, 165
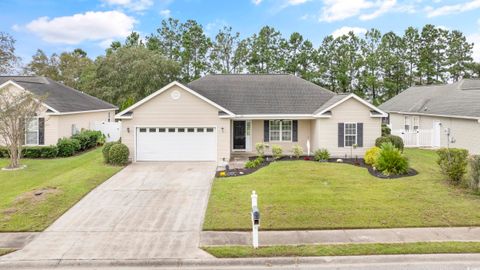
233, 121, 246, 150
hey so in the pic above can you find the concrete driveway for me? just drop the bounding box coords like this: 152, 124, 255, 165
1, 162, 217, 261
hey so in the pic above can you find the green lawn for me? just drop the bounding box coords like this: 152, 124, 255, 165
204, 149, 480, 230
0, 148, 123, 232
203, 242, 480, 258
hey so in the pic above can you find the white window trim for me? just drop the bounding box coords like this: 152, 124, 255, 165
344, 122, 358, 147
269, 120, 293, 142
25, 117, 40, 146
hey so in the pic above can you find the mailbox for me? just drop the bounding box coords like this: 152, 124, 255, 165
251, 206, 260, 226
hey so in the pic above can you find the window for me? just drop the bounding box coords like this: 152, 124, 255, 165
413, 116, 419, 131
206, 128, 214, 132
269, 120, 292, 142
71, 124, 79, 136
187, 128, 195, 133
158, 128, 166, 132
404, 116, 411, 132
139, 128, 147, 133
197, 128, 204, 132
25, 118, 39, 145
168, 128, 175, 133
149, 128, 156, 133
344, 123, 357, 147
178, 128, 185, 133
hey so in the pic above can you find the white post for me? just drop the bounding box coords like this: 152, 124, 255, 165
251, 191, 259, 249
306, 139, 311, 156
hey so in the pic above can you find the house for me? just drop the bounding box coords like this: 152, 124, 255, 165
0, 76, 117, 146
115, 74, 386, 164
379, 79, 480, 154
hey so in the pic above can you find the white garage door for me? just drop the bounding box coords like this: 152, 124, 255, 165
136, 127, 217, 161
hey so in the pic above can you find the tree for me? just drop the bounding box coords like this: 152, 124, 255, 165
24, 49, 60, 80
360, 29, 383, 102
88, 46, 180, 109
379, 32, 408, 100
58, 49, 95, 90
210, 26, 242, 74
180, 20, 211, 81
246, 26, 284, 73
446, 30, 473, 82
0, 32, 19, 75
0, 87, 43, 169
281, 32, 316, 79
146, 18, 183, 61
403, 27, 420, 86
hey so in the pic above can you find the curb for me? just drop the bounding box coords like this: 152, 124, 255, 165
2, 253, 480, 268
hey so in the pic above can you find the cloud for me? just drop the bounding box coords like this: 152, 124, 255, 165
332, 26, 367, 38
468, 19, 480, 62
102, 0, 154, 11
359, 0, 396, 20
252, 0, 262, 5
425, 0, 480, 17
286, 0, 310, 5
320, 0, 397, 22
25, 11, 136, 45
160, 9, 171, 18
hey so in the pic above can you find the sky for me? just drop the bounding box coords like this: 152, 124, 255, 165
1, 0, 480, 65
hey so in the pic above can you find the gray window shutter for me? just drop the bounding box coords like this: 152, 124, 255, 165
292, 120, 298, 142
338, 123, 344, 147
39, 118, 45, 145
357, 123, 363, 147
264, 120, 269, 142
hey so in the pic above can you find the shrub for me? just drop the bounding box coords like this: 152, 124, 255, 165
72, 130, 103, 150
57, 138, 80, 157
375, 142, 409, 176
0, 147, 8, 158
108, 143, 129, 165
255, 142, 267, 157
245, 156, 265, 169
375, 135, 404, 152
22, 146, 59, 159
314, 148, 330, 161
381, 124, 391, 136
364, 146, 381, 165
271, 145, 283, 160
437, 148, 469, 185
102, 141, 118, 163
292, 145, 303, 159
470, 155, 480, 191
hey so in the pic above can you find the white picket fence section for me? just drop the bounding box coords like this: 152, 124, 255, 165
391, 129, 434, 147
90, 121, 121, 142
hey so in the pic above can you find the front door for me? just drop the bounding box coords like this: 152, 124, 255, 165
233, 121, 246, 150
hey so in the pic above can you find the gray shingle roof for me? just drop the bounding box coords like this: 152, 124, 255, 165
187, 74, 336, 114
0, 76, 117, 113
379, 79, 480, 118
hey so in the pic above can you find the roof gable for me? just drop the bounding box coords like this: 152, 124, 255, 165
315, 94, 387, 117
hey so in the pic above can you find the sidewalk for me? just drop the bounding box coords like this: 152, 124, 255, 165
0, 233, 38, 249
200, 227, 480, 246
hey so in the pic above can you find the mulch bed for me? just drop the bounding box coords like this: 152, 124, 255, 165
216, 155, 417, 179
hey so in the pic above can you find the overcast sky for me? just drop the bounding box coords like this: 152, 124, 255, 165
1, 0, 480, 63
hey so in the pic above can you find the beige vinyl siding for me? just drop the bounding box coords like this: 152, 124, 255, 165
313, 98, 382, 157
119, 85, 231, 163
246, 119, 312, 155
56, 110, 113, 140
389, 112, 480, 154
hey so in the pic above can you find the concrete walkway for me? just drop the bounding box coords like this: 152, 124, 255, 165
201, 227, 480, 246
0, 233, 38, 249
0, 162, 217, 263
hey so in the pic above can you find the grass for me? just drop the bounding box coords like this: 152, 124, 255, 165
0, 249, 15, 257
203, 242, 480, 258
0, 148, 123, 232
204, 148, 480, 230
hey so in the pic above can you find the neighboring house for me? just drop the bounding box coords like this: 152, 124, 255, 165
116, 74, 386, 164
0, 76, 117, 146
379, 79, 480, 154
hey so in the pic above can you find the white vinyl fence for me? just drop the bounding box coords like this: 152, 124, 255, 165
90, 121, 121, 142
391, 129, 434, 147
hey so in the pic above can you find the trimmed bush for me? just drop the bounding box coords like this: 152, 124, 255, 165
72, 130, 103, 151
292, 145, 303, 159
102, 141, 118, 163
108, 143, 129, 165
57, 138, 81, 157
375, 142, 409, 176
365, 146, 381, 165
245, 156, 265, 169
375, 135, 404, 152
22, 146, 59, 159
470, 155, 480, 191
255, 142, 267, 158
381, 124, 391, 136
0, 147, 8, 158
314, 148, 330, 161
437, 148, 469, 185
271, 145, 283, 160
